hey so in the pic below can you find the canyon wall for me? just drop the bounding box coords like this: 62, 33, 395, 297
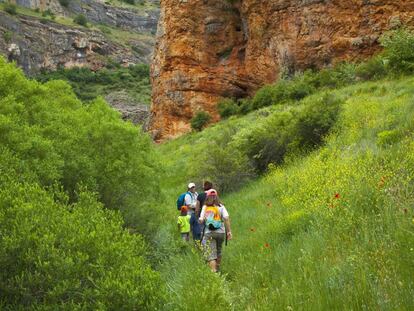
150, 0, 414, 140
0, 0, 159, 74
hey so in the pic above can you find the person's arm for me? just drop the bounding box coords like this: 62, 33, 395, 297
221, 206, 232, 240
184, 193, 192, 207
198, 205, 205, 224
224, 217, 232, 240
195, 199, 201, 216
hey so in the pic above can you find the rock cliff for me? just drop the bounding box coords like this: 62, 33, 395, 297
150, 0, 414, 140
0, 0, 159, 74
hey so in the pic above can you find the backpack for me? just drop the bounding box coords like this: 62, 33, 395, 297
176, 191, 190, 210
205, 205, 222, 230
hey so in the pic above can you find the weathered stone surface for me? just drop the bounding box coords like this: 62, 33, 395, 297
11, 0, 160, 34
150, 0, 414, 140
0, 11, 153, 74
105, 91, 151, 130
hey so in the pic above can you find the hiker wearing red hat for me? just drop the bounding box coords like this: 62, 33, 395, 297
199, 189, 232, 273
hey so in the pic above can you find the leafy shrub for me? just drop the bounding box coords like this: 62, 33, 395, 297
4, 2, 17, 15
0, 57, 161, 233
217, 98, 239, 118
0, 57, 165, 308
355, 56, 387, 81
191, 111, 211, 131
294, 93, 343, 150
122, 0, 135, 4
238, 93, 343, 173
0, 179, 165, 309
380, 28, 414, 74
42, 9, 56, 20
192, 126, 255, 192
240, 110, 297, 172
73, 13, 88, 26
58, 0, 70, 7
2, 31, 12, 43
35, 64, 151, 104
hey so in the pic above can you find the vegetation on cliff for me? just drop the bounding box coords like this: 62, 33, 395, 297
35, 64, 151, 104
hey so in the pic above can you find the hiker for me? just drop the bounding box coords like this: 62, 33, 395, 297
199, 189, 232, 273
196, 181, 213, 216
177, 205, 191, 241
184, 183, 202, 240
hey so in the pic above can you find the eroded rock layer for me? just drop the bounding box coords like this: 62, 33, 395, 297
150, 0, 414, 140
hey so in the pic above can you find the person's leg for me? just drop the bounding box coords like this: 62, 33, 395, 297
215, 233, 225, 272
208, 260, 217, 272
204, 234, 218, 272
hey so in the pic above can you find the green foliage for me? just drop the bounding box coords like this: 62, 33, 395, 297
42, 9, 55, 20
0, 180, 165, 309
58, 0, 70, 7
158, 76, 414, 311
0, 57, 162, 232
2, 31, 12, 44
4, 2, 17, 15
220, 28, 414, 118
0, 57, 165, 308
73, 13, 88, 26
294, 93, 343, 149
380, 27, 414, 74
217, 98, 239, 118
35, 64, 151, 104
191, 111, 211, 131
191, 125, 256, 193
122, 0, 135, 4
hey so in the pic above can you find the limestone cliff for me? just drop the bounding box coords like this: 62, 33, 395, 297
0, 0, 159, 74
150, 0, 414, 140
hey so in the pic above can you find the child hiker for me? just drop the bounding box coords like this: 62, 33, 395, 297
177, 205, 191, 241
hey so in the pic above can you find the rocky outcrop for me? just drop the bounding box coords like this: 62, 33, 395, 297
0, 11, 153, 75
150, 0, 414, 140
12, 0, 160, 34
105, 91, 150, 130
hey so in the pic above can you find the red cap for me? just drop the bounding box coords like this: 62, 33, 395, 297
206, 189, 218, 197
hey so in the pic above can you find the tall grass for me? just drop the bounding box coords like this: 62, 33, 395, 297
157, 77, 414, 310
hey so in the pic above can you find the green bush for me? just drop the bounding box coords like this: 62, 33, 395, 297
0, 57, 165, 308
4, 2, 17, 15
73, 13, 88, 26
0, 57, 161, 233
58, 0, 70, 7
35, 64, 151, 104
192, 125, 255, 192
294, 93, 343, 150
217, 98, 239, 118
355, 56, 387, 81
191, 111, 211, 131
0, 179, 164, 309
240, 110, 297, 172
380, 27, 414, 74
2, 31, 12, 43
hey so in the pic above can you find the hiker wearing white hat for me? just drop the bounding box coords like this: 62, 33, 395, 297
184, 182, 201, 240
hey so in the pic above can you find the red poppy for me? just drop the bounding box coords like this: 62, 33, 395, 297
334, 193, 340, 199
264, 243, 270, 248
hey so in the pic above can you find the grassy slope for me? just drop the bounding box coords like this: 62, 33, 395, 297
157, 77, 414, 310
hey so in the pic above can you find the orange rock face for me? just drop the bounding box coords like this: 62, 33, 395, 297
150, 0, 414, 140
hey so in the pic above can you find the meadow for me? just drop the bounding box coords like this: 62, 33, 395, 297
157, 77, 414, 310
0, 28, 414, 310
